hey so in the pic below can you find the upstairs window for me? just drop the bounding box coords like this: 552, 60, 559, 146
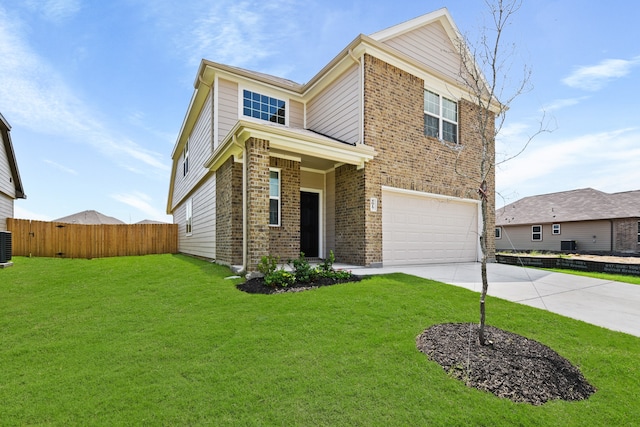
552, 224, 561, 235
182, 139, 189, 176
532, 225, 542, 241
243, 90, 286, 125
424, 89, 458, 144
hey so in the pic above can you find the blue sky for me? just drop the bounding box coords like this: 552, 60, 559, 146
1, 0, 639, 223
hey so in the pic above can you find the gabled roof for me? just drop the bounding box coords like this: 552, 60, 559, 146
54, 210, 125, 225
0, 112, 26, 199
496, 188, 640, 226
168, 8, 494, 213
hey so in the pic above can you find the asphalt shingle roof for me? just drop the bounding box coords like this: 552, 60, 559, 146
496, 188, 640, 226
54, 210, 125, 225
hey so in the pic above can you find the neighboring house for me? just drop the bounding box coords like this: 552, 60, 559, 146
0, 113, 26, 231
54, 210, 125, 225
167, 8, 497, 271
496, 188, 640, 254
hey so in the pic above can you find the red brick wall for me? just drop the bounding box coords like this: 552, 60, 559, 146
269, 157, 301, 260
216, 157, 243, 265
361, 54, 496, 265
246, 138, 270, 270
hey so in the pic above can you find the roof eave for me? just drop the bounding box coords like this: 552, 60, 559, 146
0, 114, 26, 200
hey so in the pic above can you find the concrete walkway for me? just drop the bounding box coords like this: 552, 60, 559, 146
346, 262, 640, 337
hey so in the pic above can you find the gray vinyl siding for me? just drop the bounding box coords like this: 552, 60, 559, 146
177, 174, 217, 259
497, 221, 613, 252
382, 21, 462, 83
289, 100, 304, 128
0, 193, 12, 231
217, 78, 238, 147
171, 91, 213, 210
0, 132, 14, 199
307, 64, 360, 144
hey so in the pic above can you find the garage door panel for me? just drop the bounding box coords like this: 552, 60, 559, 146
382, 190, 479, 266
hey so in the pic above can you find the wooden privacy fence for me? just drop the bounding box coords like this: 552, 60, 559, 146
7, 218, 178, 258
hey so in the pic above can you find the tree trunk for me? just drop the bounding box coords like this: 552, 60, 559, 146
478, 183, 489, 345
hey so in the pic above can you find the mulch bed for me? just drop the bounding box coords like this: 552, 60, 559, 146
416, 323, 596, 405
236, 275, 362, 294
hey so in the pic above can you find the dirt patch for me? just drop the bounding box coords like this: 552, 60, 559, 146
236, 275, 362, 294
567, 254, 640, 264
416, 323, 596, 405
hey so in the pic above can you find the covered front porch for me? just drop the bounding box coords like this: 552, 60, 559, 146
205, 120, 376, 273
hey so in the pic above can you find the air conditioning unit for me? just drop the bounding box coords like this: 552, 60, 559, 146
0, 231, 12, 263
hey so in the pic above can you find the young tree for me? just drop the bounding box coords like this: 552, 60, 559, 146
451, 0, 550, 344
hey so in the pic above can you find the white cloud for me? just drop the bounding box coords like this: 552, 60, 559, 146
44, 159, 78, 175
111, 191, 170, 222
24, 0, 81, 23
562, 57, 640, 91
13, 205, 53, 222
0, 8, 168, 174
183, 0, 301, 69
497, 128, 640, 201
540, 96, 589, 112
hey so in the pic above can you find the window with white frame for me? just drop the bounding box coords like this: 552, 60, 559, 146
424, 89, 458, 144
552, 224, 561, 235
182, 139, 189, 177
243, 90, 286, 125
185, 198, 193, 236
532, 225, 542, 241
495, 227, 502, 239
269, 169, 281, 226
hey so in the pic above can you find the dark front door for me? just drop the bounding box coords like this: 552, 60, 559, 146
300, 191, 319, 257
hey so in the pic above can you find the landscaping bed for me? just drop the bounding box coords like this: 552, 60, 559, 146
417, 323, 596, 405
237, 275, 362, 294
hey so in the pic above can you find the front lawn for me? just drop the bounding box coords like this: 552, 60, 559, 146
542, 268, 640, 285
1, 255, 638, 425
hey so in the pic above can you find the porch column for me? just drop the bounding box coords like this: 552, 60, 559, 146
245, 137, 270, 271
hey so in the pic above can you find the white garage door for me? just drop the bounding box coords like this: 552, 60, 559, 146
382, 189, 479, 266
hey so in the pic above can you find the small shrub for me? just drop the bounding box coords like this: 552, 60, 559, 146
289, 252, 318, 284
264, 269, 295, 288
319, 250, 336, 273
257, 255, 279, 276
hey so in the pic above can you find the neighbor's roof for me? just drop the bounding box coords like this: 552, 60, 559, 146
54, 210, 125, 225
496, 188, 640, 226
0, 112, 26, 199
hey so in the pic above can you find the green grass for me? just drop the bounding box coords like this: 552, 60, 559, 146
541, 268, 640, 285
1, 255, 639, 426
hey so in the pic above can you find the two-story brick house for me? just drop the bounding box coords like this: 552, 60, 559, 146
167, 8, 496, 272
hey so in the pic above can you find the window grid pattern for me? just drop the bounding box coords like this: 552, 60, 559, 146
532, 225, 542, 241
424, 89, 458, 144
243, 90, 286, 125
269, 170, 280, 226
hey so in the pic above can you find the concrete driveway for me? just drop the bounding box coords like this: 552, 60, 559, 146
347, 262, 640, 337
